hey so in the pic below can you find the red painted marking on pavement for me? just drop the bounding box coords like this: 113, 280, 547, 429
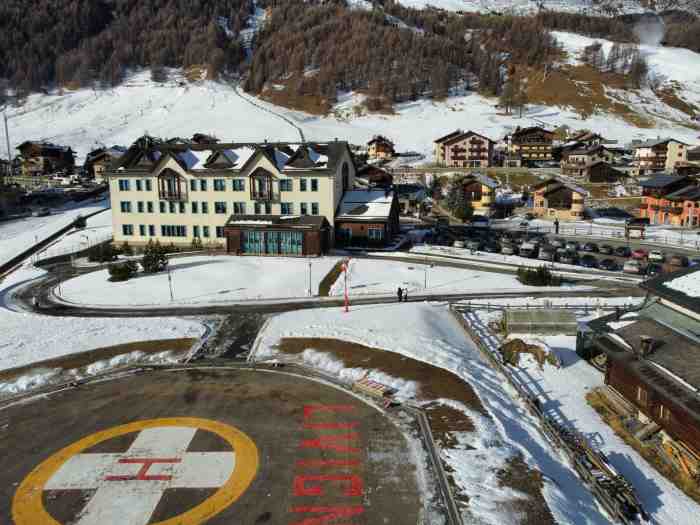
296, 459, 360, 469
104, 457, 182, 482
293, 475, 363, 497
300, 433, 359, 453
303, 422, 359, 430
290, 505, 364, 525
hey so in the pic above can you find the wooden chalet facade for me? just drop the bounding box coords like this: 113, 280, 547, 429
457, 173, 498, 215
85, 146, 126, 183
638, 175, 700, 227
584, 267, 700, 475
508, 126, 555, 164
633, 138, 688, 176
433, 130, 464, 165
367, 135, 395, 160
335, 188, 400, 247
440, 131, 495, 168
17, 141, 75, 177
356, 165, 393, 187
532, 178, 586, 220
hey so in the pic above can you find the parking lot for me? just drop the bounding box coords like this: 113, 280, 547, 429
425, 224, 700, 276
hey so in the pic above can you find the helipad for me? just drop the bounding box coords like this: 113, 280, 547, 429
0, 368, 421, 524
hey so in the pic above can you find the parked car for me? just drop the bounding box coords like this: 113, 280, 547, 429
580, 254, 598, 268
453, 240, 465, 249
524, 212, 536, 220
518, 220, 529, 229
549, 238, 565, 249
631, 248, 648, 260
467, 239, 483, 251
599, 258, 618, 271
538, 247, 555, 262
623, 260, 641, 274
484, 242, 500, 253
501, 243, 516, 255
669, 254, 690, 267
565, 241, 580, 252
582, 242, 599, 253
614, 246, 631, 258
33, 207, 51, 217
559, 251, 578, 265
648, 250, 665, 262
519, 242, 538, 258
646, 263, 664, 276
599, 244, 614, 255
690, 258, 700, 267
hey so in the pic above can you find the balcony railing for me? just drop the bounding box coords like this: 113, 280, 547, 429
159, 190, 187, 202
251, 191, 280, 202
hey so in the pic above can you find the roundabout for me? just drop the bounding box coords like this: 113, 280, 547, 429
1, 368, 422, 524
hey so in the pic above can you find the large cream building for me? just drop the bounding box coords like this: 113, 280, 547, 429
107, 136, 357, 256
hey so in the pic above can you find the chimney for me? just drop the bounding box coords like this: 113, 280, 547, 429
639, 335, 656, 358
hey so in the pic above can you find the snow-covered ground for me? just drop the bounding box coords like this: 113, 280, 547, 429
256, 303, 617, 524
0, 264, 204, 372
396, 0, 659, 15
0, 200, 108, 268
57, 255, 340, 306
329, 257, 570, 296
498, 331, 700, 525
664, 267, 700, 297
4, 62, 698, 167
35, 207, 113, 261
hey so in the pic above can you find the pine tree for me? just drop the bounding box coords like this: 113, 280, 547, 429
141, 240, 169, 274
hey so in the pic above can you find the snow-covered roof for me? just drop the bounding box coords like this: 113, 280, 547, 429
665, 269, 700, 298
227, 220, 274, 225
337, 189, 395, 221
221, 147, 256, 169
177, 149, 212, 170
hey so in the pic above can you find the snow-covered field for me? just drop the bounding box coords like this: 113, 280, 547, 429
501, 331, 700, 525
329, 257, 567, 296
256, 303, 615, 524
57, 255, 340, 306
0, 200, 108, 268
5, 57, 699, 167
0, 264, 204, 372
36, 207, 113, 261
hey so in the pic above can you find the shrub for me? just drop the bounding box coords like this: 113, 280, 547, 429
516, 266, 561, 286
141, 240, 169, 274
108, 260, 138, 282
87, 243, 119, 263
190, 237, 203, 251
121, 241, 134, 256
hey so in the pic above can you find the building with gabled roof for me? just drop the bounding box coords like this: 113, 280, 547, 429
638, 174, 700, 227
335, 188, 400, 247
532, 177, 587, 220
439, 131, 496, 168
16, 141, 75, 178
366, 135, 395, 160
433, 129, 464, 165
107, 137, 356, 255
632, 138, 688, 176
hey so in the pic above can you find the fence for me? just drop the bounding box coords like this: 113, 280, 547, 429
35, 232, 114, 262
450, 305, 652, 525
454, 301, 638, 313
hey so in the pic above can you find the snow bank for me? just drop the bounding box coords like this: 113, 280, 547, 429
0, 264, 204, 371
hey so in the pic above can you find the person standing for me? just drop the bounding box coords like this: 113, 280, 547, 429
397, 287, 403, 303
403, 287, 409, 302
554, 218, 560, 235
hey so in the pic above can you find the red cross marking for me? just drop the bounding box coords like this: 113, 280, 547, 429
104, 457, 182, 482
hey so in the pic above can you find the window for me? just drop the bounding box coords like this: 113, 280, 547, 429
136, 180, 143, 191
214, 179, 226, 191
300, 203, 308, 215
215, 201, 227, 214
192, 202, 199, 214
281, 202, 293, 215
160, 225, 187, 237
120, 201, 132, 213
636, 386, 648, 407
122, 224, 134, 236
139, 224, 146, 236
280, 179, 292, 192
233, 202, 246, 215
300, 178, 307, 192
203, 226, 210, 238
169, 202, 176, 214
200, 179, 207, 191
311, 203, 319, 216
147, 201, 154, 213
137, 201, 144, 213
159, 201, 166, 213
264, 202, 272, 214
148, 225, 155, 237
232, 179, 245, 191
311, 178, 319, 192
145, 180, 152, 191
190, 179, 197, 191
254, 202, 262, 215
216, 226, 224, 238
201, 201, 209, 214
118, 179, 130, 191
368, 228, 384, 241
179, 202, 186, 214
193, 225, 200, 238
659, 405, 671, 422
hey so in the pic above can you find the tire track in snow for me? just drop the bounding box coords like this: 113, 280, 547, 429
232, 82, 306, 142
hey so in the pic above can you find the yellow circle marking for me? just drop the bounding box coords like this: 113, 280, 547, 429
12, 417, 259, 525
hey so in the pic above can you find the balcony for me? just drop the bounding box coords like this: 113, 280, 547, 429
159, 190, 187, 202
251, 190, 280, 202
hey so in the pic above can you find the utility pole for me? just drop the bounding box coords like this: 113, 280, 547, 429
3, 111, 11, 183
168, 266, 174, 302
308, 262, 312, 297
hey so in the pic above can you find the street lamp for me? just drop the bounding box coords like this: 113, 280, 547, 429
308, 261, 312, 297
167, 266, 174, 302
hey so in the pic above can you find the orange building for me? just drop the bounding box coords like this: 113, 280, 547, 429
639, 175, 700, 227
